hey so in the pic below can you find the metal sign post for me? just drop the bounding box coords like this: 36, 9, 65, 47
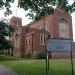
71, 40, 74, 75
45, 44, 48, 75
48, 52, 49, 70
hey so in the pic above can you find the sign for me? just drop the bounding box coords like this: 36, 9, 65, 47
46, 38, 71, 52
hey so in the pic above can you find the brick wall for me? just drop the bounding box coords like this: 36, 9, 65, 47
10, 8, 74, 58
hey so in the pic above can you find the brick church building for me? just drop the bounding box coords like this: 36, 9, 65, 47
10, 8, 75, 58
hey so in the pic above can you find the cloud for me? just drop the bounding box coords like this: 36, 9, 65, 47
68, 0, 75, 5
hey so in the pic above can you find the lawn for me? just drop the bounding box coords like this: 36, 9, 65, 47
0, 55, 75, 75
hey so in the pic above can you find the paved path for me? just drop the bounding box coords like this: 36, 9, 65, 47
0, 64, 18, 75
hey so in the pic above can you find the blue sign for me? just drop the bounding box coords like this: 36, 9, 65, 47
46, 39, 71, 52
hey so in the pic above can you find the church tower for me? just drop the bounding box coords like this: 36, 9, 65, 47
10, 16, 22, 57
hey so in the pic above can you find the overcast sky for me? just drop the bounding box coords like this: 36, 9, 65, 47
0, 0, 75, 41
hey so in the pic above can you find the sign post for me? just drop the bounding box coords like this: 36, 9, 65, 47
48, 52, 49, 70
45, 38, 73, 75
45, 44, 48, 75
71, 40, 74, 75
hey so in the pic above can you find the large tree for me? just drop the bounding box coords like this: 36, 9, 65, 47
0, 20, 14, 49
0, 0, 75, 20
0, 0, 14, 16
18, 0, 75, 20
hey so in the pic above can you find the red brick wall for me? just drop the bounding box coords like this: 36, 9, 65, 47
30, 15, 54, 33
10, 16, 23, 57
25, 30, 50, 54
30, 9, 72, 39
10, 8, 73, 58
10, 16, 22, 26
33, 30, 49, 53
28, 8, 73, 58
25, 33, 33, 54
53, 8, 73, 39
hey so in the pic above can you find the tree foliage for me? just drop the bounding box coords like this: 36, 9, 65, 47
0, 21, 14, 49
0, 0, 14, 16
0, 0, 75, 19
18, 0, 75, 20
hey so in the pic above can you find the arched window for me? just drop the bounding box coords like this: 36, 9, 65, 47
59, 20, 69, 38
15, 38, 20, 47
40, 22, 48, 31
40, 25, 43, 29
40, 34, 48, 45
45, 22, 48, 31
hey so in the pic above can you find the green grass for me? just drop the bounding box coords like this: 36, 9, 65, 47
0, 55, 75, 75
0, 55, 19, 61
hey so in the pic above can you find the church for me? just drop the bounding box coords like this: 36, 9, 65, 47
10, 8, 75, 58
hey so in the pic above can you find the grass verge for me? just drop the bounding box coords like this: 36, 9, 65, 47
0, 55, 75, 75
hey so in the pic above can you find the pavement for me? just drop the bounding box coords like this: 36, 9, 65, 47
0, 64, 18, 75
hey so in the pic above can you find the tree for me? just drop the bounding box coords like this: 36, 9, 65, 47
0, 20, 14, 50
0, 0, 14, 16
0, 0, 75, 20
18, 0, 75, 20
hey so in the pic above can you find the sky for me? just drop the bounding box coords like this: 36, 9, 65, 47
0, 0, 75, 41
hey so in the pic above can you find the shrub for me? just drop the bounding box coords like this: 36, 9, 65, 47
36, 51, 46, 59
25, 52, 32, 58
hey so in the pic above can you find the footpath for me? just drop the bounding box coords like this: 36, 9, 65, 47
0, 64, 18, 75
